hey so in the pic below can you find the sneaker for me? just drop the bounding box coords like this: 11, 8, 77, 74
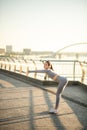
49, 108, 58, 114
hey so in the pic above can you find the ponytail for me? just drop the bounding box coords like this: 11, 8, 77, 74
50, 64, 53, 70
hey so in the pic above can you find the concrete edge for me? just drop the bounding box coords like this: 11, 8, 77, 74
0, 69, 87, 88
62, 95, 87, 108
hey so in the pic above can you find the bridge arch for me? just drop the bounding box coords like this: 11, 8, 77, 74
56, 43, 87, 54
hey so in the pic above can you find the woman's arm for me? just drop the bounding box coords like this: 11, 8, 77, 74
29, 69, 47, 73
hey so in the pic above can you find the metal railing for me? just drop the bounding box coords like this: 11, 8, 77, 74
0, 58, 87, 84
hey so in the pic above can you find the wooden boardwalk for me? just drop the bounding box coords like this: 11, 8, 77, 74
0, 74, 87, 130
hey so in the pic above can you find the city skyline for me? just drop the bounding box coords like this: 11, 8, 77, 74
0, 0, 87, 52
0, 42, 87, 53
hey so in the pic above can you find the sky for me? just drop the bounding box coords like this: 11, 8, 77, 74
0, 0, 87, 52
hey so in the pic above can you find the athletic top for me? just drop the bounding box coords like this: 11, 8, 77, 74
29, 69, 58, 79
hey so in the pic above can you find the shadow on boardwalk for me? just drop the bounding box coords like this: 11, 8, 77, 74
0, 73, 87, 130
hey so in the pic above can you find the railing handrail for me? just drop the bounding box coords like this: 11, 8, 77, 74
0, 59, 87, 85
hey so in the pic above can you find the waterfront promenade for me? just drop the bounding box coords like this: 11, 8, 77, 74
0, 72, 87, 130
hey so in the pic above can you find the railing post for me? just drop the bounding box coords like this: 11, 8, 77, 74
73, 61, 76, 81
78, 61, 85, 83
14, 64, 16, 72
26, 66, 29, 76
20, 65, 22, 73
9, 64, 11, 71
32, 60, 37, 78
1, 63, 3, 69
5, 64, 6, 70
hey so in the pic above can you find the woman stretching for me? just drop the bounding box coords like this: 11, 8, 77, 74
28, 60, 68, 114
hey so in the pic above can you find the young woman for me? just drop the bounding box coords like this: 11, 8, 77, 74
28, 60, 68, 114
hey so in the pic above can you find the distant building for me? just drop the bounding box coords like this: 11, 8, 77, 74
6, 45, 12, 53
0, 48, 5, 55
23, 49, 31, 55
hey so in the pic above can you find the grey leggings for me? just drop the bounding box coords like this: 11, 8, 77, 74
55, 76, 68, 109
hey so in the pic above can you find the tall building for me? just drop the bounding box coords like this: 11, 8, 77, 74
6, 45, 12, 53
0, 48, 5, 55
23, 49, 31, 55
